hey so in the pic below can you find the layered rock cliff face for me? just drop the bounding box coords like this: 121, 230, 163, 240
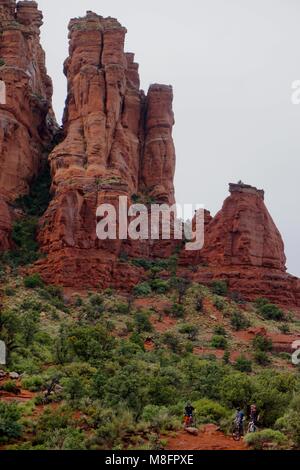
180, 184, 300, 306
0, 5, 298, 306
37, 12, 176, 287
0, 0, 55, 249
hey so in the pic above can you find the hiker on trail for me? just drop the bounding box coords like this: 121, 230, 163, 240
184, 402, 195, 427
235, 408, 245, 435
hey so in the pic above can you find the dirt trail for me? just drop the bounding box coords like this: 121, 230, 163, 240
166, 424, 248, 451
0, 389, 35, 403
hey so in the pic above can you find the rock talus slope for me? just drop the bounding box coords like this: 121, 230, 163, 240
0, 0, 55, 249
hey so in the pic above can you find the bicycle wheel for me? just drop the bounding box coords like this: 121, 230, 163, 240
232, 427, 241, 441
248, 422, 256, 433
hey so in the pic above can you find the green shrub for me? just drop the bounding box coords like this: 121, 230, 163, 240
162, 332, 182, 354
6, 217, 40, 266
223, 351, 230, 364
252, 335, 273, 352
80, 296, 104, 321
256, 302, 284, 321
131, 258, 154, 270
194, 398, 230, 424
0, 380, 20, 395
170, 303, 185, 318
24, 274, 44, 289
211, 335, 228, 350
220, 373, 253, 408
275, 396, 300, 446
42, 427, 87, 450
7, 165, 53, 267
169, 277, 191, 303
260, 304, 284, 321
150, 279, 169, 294
21, 375, 44, 392
15, 165, 51, 217
0, 58, 6, 67
0, 402, 22, 443
134, 311, 153, 333
213, 325, 226, 336
74, 296, 83, 307
142, 405, 178, 431
251, 370, 296, 427
20, 298, 43, 312
133, 282, 152, 297
89, 294, 103, 307
279, 323, 290, 334
115, 302, 130, 315
213, 298, 227, 311
63, 376, 86, 404
254, 351, 271, 366
230, 311, 250, 331
245, 429, 287, 450
210, 280, 228, 296
179, 324, 199, 341
234, 355, 252, 373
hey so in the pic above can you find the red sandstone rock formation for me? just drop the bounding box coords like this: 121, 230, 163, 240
201, 183, 286, 270
0, 0, 55, 250
0, 7, 292, 305
36, 12, 176, 287
184, 184, 300, 307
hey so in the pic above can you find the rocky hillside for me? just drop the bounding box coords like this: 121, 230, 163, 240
1, 268, 300, 450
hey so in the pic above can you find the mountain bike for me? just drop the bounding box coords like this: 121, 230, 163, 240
184, 413, 197, 428
232, 420, 243, 441
247, 420, 257, 433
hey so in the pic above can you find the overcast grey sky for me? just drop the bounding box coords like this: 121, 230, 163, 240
38, 0, 300, 276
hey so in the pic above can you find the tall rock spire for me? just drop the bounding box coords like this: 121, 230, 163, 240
37, 12, 176, 287
0, 0, 55, 250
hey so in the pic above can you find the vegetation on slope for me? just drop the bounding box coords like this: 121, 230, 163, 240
0, 263, 300, 450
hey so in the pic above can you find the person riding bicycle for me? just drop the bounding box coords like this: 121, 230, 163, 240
235, 407, 245, 436
249, 404, 259, 430
184, 402, 195, 427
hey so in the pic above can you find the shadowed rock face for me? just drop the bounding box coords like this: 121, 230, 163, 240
0, 0, 55, 249
36, 12, 176, 287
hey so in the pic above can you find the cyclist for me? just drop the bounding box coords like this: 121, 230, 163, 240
248, 404, 259, 432
235, 407, 245, 436
184, 402, 195, 427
